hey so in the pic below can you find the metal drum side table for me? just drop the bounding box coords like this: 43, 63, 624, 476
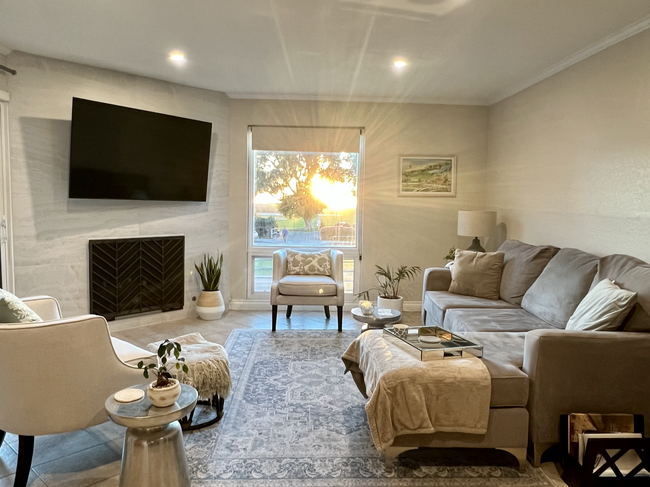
351, 307, 402, 333
105, 383, 198, 487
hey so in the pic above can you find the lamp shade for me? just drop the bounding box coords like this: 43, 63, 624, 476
457, 211, 497, 237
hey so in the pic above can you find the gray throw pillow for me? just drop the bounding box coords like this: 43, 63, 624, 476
286, 250, 332, 275
521, 248, 599, 328
0, 289, 43, 323
448, 250, 504, 301
566, 279, 637, 331
498, 240, 560, 306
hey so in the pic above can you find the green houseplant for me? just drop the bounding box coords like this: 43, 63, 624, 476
358, 264, 421, 312
138, 339, 189, 407
195, 252, 226, 320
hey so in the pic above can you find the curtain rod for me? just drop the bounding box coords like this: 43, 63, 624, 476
0, 64, 16, 76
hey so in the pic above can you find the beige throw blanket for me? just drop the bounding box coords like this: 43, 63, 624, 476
148, 333, 231, 400
342, 330, 491, 451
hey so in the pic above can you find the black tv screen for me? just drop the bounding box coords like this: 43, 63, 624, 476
69, 98, 212, 202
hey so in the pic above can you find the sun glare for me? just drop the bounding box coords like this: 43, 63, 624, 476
311, 175, 357, 211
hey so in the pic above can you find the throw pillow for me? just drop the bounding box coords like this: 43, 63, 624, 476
565, 279, 637, 331
286, 250, 332, 275
448, 250, 505, 300
497, 240, 560, 306
0, 289, 43, 323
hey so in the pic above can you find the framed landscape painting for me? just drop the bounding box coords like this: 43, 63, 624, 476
399, 156, 456, 197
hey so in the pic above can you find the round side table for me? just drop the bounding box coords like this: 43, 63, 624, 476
351, 307, 402, 333
105, 383, 198, 487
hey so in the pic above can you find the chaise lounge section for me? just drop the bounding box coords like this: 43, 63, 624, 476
422, 241, 650, 466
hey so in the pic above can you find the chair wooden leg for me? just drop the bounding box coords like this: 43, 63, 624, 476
324, 306, 331, 319
286, 305, 293, 318
15, 435, 34, 487
337, 306, 343, 332
0, 429, 5, 446
272, 305, 278, 332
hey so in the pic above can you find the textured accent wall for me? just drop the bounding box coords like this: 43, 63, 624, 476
6, 51, 230, 326
486, 28, 650, 261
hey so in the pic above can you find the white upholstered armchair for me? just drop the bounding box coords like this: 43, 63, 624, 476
0, 296, 155, 487
271, 249, 345, 332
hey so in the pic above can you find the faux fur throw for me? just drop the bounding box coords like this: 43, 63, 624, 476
148, 332, 231, 400
342, 330, 491, 451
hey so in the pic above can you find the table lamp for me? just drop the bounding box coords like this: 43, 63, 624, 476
457, 210, 497, 252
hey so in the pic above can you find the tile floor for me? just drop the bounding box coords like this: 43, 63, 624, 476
0, 309, 421, 487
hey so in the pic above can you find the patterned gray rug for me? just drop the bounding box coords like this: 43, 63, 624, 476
185, 330, 552, 486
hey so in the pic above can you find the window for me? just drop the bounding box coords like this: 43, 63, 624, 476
247, 126, 364, 299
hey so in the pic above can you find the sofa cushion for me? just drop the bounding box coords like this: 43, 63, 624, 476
286, 249, 331, 275
462, 332, 529, 407
444, 308, 559, 333
594, 254, 650, 332
449, 250, 505, 300
423, 291, 517, 327
498, 240, 560, 306
278, 275, 337, 296
566, 279, 637, 331
521, 248, 599, 328
0, 289, 43, 324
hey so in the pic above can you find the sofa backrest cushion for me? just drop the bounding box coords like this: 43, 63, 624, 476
594, 254, 650, 332
497, 240, 560, 306
448, 250, 504, 300
521, 248, 599, 328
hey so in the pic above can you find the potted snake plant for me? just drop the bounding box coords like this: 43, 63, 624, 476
195, 252, 225, 320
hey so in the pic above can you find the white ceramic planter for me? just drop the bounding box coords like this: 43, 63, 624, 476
377, 296, 404, 313
197, 290, 225, 320
147, 378, 181, 408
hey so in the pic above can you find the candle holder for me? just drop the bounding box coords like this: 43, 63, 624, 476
360, 301, 374, 316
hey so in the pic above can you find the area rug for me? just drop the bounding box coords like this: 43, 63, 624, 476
185, 330, 552, 486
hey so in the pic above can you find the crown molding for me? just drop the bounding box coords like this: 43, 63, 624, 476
488, 14, 650, 105
0, 44, 11, 56
227, 91, 490, 106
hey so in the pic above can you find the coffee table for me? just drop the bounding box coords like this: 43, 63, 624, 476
351, 307, 401, 333
105, 383, 198, 487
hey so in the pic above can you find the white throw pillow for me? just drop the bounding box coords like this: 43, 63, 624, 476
565, 279, 637, 331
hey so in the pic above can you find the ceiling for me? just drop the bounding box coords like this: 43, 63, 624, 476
1, 0, 649, 105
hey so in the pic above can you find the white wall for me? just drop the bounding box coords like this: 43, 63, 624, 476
6, 51, 230, 326
0, 53, 8, 92
230, 100, 489, 303
486, 28, 650, 261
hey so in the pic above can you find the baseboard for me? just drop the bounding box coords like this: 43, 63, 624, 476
229, 299, 422, 312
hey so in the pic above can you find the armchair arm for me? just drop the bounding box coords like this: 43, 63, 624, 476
523, 329, 650, 465
271, 249, 288, 304
421, 268, 452, 324
22, 295, 62, 320
330, 249, 345, 306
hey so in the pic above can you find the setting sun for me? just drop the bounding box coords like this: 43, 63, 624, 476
310, 175, 357, 211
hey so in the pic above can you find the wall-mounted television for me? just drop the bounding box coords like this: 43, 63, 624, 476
69, 98, 212, 202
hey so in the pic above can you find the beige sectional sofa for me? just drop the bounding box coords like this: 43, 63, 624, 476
421, 240, 650, 466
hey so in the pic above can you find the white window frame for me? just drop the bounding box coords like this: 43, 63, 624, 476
246, 125, 365, 301
0, 90, 14, 292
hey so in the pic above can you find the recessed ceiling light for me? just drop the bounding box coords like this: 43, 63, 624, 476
169, 52, 186, 63
394, 60, 407, 68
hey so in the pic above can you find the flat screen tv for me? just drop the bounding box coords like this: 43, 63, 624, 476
69, 98, 212, 202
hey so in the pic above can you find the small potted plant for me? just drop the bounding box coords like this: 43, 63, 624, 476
357, 264, 421, 312
138, 339, 189, 408
195, 252, 225, 320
